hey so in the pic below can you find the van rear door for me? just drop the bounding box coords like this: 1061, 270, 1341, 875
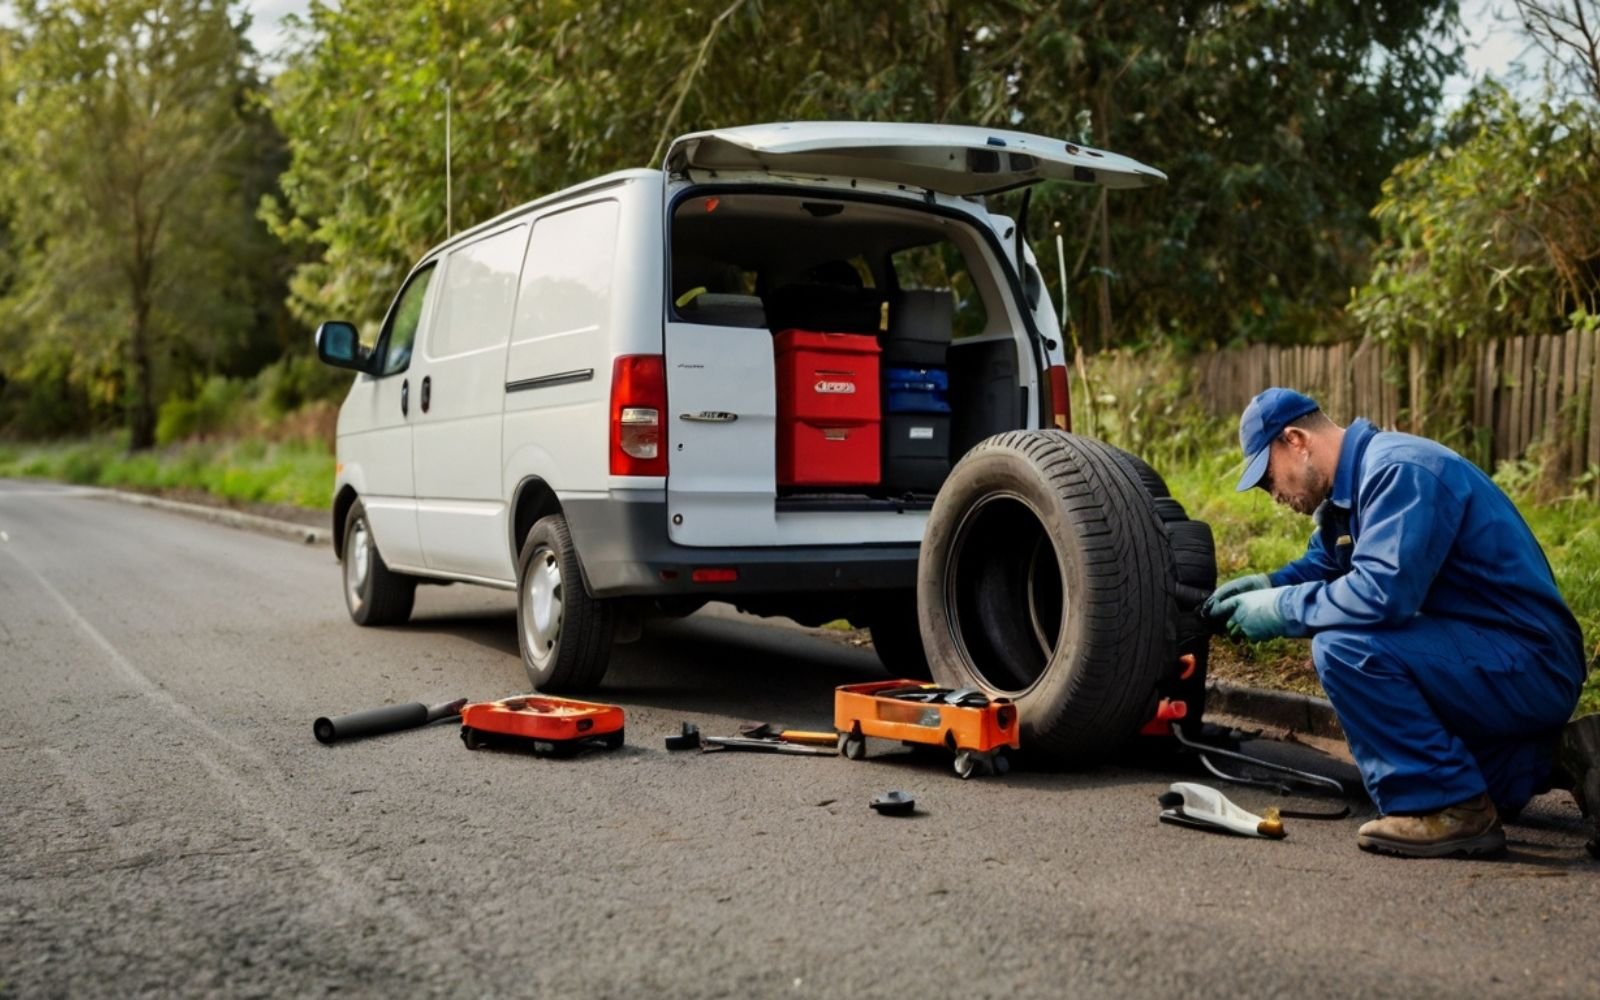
661, 318, 779, 547
664, 122, 1165, 196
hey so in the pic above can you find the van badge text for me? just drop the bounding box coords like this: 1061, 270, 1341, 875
682, 411, 739, 423
814, 380, 856, 395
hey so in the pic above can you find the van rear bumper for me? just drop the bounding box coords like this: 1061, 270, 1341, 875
563, 495, 919, 598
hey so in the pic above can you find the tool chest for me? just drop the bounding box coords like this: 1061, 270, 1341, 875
882, 365, 952, 493
459, 695, 625, 755
834, 679, 1019, 778
774, 330, 882, 486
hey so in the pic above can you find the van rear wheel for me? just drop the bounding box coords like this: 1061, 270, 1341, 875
866, 591, 933, 680
517, 514, 614, 692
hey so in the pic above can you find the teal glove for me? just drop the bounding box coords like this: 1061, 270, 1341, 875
1214, 587, 1290, 641
1201, 573, 1271, 619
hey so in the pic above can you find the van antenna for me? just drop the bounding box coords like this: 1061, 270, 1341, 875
444, 82, 453, 237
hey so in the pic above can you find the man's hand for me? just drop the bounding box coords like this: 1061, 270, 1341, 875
1213, 587, 1290, 641
1201, 573, 1271, 619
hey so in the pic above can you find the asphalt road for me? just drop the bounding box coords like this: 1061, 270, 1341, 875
2, 478, 1596, 999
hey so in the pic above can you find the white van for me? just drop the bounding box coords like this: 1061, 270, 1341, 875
315, 122, 1165, 692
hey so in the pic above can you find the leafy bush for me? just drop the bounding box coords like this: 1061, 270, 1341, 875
1351, 84, 1600, 345
156, 375, 249, 444
0, 436, 333, 508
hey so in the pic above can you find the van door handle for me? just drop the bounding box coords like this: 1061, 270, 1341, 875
401, 379, 409, 416
420, 376, 431, 414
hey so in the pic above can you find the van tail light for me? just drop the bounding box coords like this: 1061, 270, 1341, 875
1047, 364, 1070, 431
610, 355, 668, 476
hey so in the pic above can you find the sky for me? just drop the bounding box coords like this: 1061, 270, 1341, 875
239, 0, 1533, 100
0, 0, 1542, 103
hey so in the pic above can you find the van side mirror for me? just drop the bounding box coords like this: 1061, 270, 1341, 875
315, 321, 374, 373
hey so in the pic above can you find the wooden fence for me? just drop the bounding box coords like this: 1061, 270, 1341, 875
1084, 330, 1600, 478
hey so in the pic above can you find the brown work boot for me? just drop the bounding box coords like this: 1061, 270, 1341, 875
1559, 714, 1600, 858
1357, 793, 1506, 858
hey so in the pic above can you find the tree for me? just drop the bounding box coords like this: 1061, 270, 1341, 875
267, 1, 1463, 347
0, 0, 269, 447
1350, 83, 1600, 345
1515, 0, 1600, 106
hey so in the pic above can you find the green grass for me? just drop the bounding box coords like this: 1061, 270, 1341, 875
0, 435, 334, 510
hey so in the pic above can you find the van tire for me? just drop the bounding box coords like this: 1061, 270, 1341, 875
1167, 519, 1218, 591
918, 431, 1174, 763
1105, 448, 1217, 737
517, 514, 614, 692
342, 500, 416, 627
866, 592, 933, 680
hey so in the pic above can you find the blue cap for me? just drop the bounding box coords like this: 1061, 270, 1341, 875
1235, 388, 1320, 492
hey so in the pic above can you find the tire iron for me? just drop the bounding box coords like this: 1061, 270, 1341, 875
737, 722, 840, 747
702, 735, 838, 756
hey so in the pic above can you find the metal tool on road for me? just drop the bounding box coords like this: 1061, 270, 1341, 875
737, 721, 839, 747
313, 698, 467, 744
664, 721, 702, 750
701, 734, 838, 756
459, 695, 625, 755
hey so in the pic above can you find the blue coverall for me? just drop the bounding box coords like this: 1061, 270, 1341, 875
1267, 419, 1587, 815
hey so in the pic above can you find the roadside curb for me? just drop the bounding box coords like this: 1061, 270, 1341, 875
1205, 679, 1342, 740
94, 488, 332, 548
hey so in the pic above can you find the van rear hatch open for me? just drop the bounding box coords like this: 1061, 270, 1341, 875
665, 121, 1165, 196
661, 123, 1165, 550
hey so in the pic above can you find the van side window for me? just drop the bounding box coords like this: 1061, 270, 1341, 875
379, 263, 436, 376
507, 200, 619, 385
429, 224, 528, 359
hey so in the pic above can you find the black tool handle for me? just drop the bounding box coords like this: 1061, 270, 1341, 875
314, 699, 466, 744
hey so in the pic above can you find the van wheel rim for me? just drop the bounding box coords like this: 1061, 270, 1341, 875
523, 548, 563, 665
345, 520, 371, 608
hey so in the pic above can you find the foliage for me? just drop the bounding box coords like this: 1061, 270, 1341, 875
0, 435, 335, 508
1349, 83, 1600, 345
264, 0, 1462, 346
0, 0, 288, 449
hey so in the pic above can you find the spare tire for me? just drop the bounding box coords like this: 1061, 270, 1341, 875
918, 431, 1175, 762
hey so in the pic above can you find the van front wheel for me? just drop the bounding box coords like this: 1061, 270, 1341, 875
517, 514, 614, 692
342, 500, 416, 627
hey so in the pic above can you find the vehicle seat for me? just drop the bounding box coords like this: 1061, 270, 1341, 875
673, 256, 767, 328
883, 289, 954, 366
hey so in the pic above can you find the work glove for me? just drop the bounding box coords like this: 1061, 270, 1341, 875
1200, 573, 1271, 619
1213, 587, 1291, 642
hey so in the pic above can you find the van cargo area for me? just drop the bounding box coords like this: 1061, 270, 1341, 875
667, 191, 1029, 517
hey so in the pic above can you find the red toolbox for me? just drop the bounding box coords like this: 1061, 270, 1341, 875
459, 695, 625, 755
774, 330, 881, 486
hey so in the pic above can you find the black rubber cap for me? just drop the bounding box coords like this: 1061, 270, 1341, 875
870, 791, 917, 816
